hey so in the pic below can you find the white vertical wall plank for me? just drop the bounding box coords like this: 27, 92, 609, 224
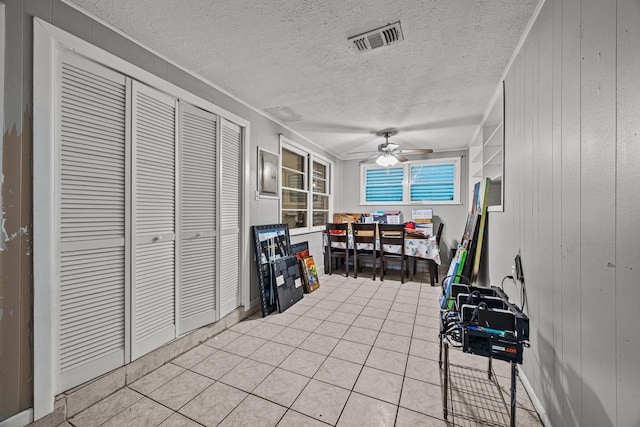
616, 1, 640, 425
550, 0, 565, 424
560, 0, 583, 424
522, 27, 539, 388
536, 1, 555, 418
514, 53, 525, 283
580, 0, 617, 425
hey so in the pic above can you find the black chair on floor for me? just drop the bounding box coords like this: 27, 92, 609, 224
352, 222, 377, 280
326, 223, 350, 277
413, 222, 444, 285
379, 223, 409, 283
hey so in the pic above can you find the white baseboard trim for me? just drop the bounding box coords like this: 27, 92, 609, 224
0, 409, 33, 427
519, 369, 552, 427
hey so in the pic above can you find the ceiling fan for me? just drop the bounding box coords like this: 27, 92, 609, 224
356, 130, 434, 166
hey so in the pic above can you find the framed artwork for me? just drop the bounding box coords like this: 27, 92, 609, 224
258, 147, 279, 198
252, 223, 292, 317
300, 256, 320, 293
272, 256, 304, 312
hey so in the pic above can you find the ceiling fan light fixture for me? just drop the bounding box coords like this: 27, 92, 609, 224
376, 154, 398, 167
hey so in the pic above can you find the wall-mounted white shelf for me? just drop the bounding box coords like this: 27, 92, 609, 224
483, 121, 503, 147
483, 146, 502, 167
469, 83, 504, 210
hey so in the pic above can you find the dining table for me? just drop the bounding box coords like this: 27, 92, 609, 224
323, 232, 441, 284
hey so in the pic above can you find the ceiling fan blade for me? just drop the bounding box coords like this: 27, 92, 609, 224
359, 153, 382, 164
395, 148, 434, 155
347, 149, 378, 155
394, 154, 409, 163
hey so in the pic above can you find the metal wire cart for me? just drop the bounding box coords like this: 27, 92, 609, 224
439, 276, 530, 426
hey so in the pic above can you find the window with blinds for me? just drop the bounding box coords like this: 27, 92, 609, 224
364, 167, 404, 202
410, 163, 455, 201
361, 157, 461, 205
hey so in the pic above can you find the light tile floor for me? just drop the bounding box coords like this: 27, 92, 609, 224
62, 270, 544, 427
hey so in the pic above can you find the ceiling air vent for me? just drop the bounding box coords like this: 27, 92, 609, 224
349, 21, 404, 53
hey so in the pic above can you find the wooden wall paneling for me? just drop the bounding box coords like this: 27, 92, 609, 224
536, 1, 555, 416
580, 0, 617, 425
560, 0, 583, 424
615, 1, 640, 425
550, 0, 565, 424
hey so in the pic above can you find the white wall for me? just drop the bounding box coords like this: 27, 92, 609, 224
486, 0, 640, 425
339, 149, 469, 265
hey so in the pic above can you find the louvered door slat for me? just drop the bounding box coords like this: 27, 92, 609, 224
131, 82, 177, 360
178, 103, 217, 334
220, 233, 240, 310
219, 119, 242, 317
57, 52, 127, 392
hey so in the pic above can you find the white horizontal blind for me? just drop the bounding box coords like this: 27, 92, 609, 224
410, 163, 455, 201
178, 102, 217, 333
364, 167, 404, 202
219, 118, 242, 317
57, 52, 127, 391
131, 81, 177, 359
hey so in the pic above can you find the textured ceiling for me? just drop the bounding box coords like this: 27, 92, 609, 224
69, 0, 538, 159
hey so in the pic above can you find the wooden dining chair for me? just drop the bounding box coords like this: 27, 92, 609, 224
413, 222, 444, 285
352, 222, 377, 280
433, 222, 444, 282
325, 223, 350, 277
379, 223, 409, 283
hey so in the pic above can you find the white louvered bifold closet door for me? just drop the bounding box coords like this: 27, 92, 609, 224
219, 118, 242, 317
57, 52, 127, 392
131, 82, 177, 359
178, 102, 217, 334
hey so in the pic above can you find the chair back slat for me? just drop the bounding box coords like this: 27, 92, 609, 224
352, 222, 376, 245
325, 222, 350, 277
326, 223, 349, 244
379, 223, 405, 249
351, 222, 376, 280
378, 223, 407, 283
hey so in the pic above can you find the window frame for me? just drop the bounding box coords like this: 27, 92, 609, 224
310, 155, 332, 231
360, 157, 461, 205
279, 135, 333, 235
